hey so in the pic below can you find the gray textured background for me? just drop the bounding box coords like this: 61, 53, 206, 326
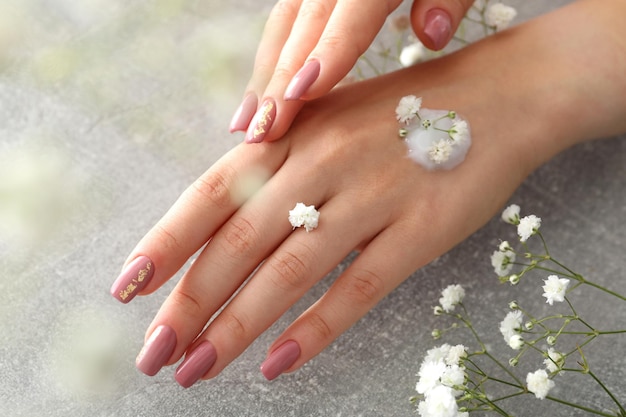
1, 1, 624, 416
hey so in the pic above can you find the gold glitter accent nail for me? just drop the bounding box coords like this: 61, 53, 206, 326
253, 101, 274, 139
119, 261, 152, 299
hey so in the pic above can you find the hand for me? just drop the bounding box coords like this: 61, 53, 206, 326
229, 0, 474, 143
111, 0, 626, 387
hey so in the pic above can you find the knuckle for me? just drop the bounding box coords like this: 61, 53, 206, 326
220, 216, 258, 258
219, 310, 249, 340
299, 0, 332, 22
340, 269, 385, 306
268, 247, 313, 291
171, 286, 204, 317
304, 311, 333, 341
190, 170, 232, 210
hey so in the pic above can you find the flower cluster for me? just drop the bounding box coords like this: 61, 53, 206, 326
413, 204, 625, 415
396, 96, 471, 170
288, 202, 320, 232
415, 344, 469, 417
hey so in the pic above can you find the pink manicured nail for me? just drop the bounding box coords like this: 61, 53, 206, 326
229, 93, 258, 133
284, 60, 321, 101
424, 9, 452, 51
110, 256, 155, 304
136, 325, 177, 376
260, 340, 300, 381
245, 98, 276, 143
175, 341, 217, 388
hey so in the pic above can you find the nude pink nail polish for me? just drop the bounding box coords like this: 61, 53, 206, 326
110, 256, 155, 304
424, 9, 452, 51
175, 341, 217, 388
245, 98, 276, 143
229, 93, 258, 133
260, 340, 300, 381
136, 325, 177, 376
284, 60, 321, 101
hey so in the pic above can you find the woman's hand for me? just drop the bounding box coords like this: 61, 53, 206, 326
230, 0, 474, 143
111, 0, 626, 387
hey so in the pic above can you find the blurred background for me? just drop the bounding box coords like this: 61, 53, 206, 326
1, 1, 623, 416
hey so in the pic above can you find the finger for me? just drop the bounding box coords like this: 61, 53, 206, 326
410, 0, 475, 51
262, 221, 421, 379
245, 0, 403, 144
141, 162, 332, 367
110, 141, 288, 304
230, 0, 303, 133
180, 195, 390, 384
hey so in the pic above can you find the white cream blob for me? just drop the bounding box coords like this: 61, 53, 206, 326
403, 108, 471, 171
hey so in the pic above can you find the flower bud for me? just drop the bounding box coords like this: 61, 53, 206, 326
399, 128, 408, 138
547, 336, 557, 346
432, 329, 441, 339
448, 111, 456, 119
433, 306, 443, 316
421, 119, 432, 129
508, 300, 519, 310
509, 274, 520, 285
509, 358, 519, 367
524, 321, 534, 330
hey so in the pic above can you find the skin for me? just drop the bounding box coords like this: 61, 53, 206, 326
233, 0, 474, 140
122, 0, 626, 382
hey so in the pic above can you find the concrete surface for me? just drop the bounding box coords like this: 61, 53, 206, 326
1, 1, 624, 416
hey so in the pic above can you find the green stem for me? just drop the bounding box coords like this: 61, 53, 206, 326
546, 395, 619, 417
588, 370, 626, 415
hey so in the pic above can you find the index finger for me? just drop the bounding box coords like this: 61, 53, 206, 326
109, 140, 289, 303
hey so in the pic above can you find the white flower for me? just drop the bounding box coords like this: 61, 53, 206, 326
445, 345, 467, 367
526, 369, 555, 399
544, 348, 565, 373
288, 202, 320, 232
501, 204, 520, 224
441, 364, 465, 390
499, 310, 522, 342
485, 3, 517, 31
542, 275, 570, 305
416, 360, 447, 394
395, 95, 422, 124
417, 385, 459, 417
439, 284, 465, 312
507, 334, 524, 350
428, 138, 453, 164
400, 41, 426, 67
491, 249, 516, 277
517, 214, 541, 242
425, 344, 451, 364
448, 120, 468, 143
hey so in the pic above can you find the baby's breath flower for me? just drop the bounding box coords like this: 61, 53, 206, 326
428, 138, 453, 164
542, 275, 570, 305
400, 41, 426, 67
508, 334, 524, 350
501, 204, 520, 224
288, 202, 320, 232
509, 274, 520, 285
508, 300, 519, 310
448, 120, 468, 143
445, 345, 467, 367
526, 369, 555, 399
499, 241, 513, 252
395, 95, 422, 124
416, 360, 447, 395
433, 306, 444, 316
485, 3, 518, 31
517, 214, 541, 242
491, 249, 516, 277
500, 310, 523, 342
524, 321, 534, 331
544, 348, 565, 374
417, 385, 459, 417
546, 336, 557, 346
439, 284, 465, 312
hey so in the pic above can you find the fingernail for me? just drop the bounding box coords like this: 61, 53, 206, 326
424, 9, 452, 51
110, 256, 155, 304
229, 93, 258, 133
284, 60, 321, 101
136, 325, 177, 376
260, 340, 300, 381
245, 98, 276, 143
175, 341, 217, 388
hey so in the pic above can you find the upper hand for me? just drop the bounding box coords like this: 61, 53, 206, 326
229, 0, 474, 143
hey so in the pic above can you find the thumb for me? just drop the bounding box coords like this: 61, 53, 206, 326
410, 0, 474, 51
